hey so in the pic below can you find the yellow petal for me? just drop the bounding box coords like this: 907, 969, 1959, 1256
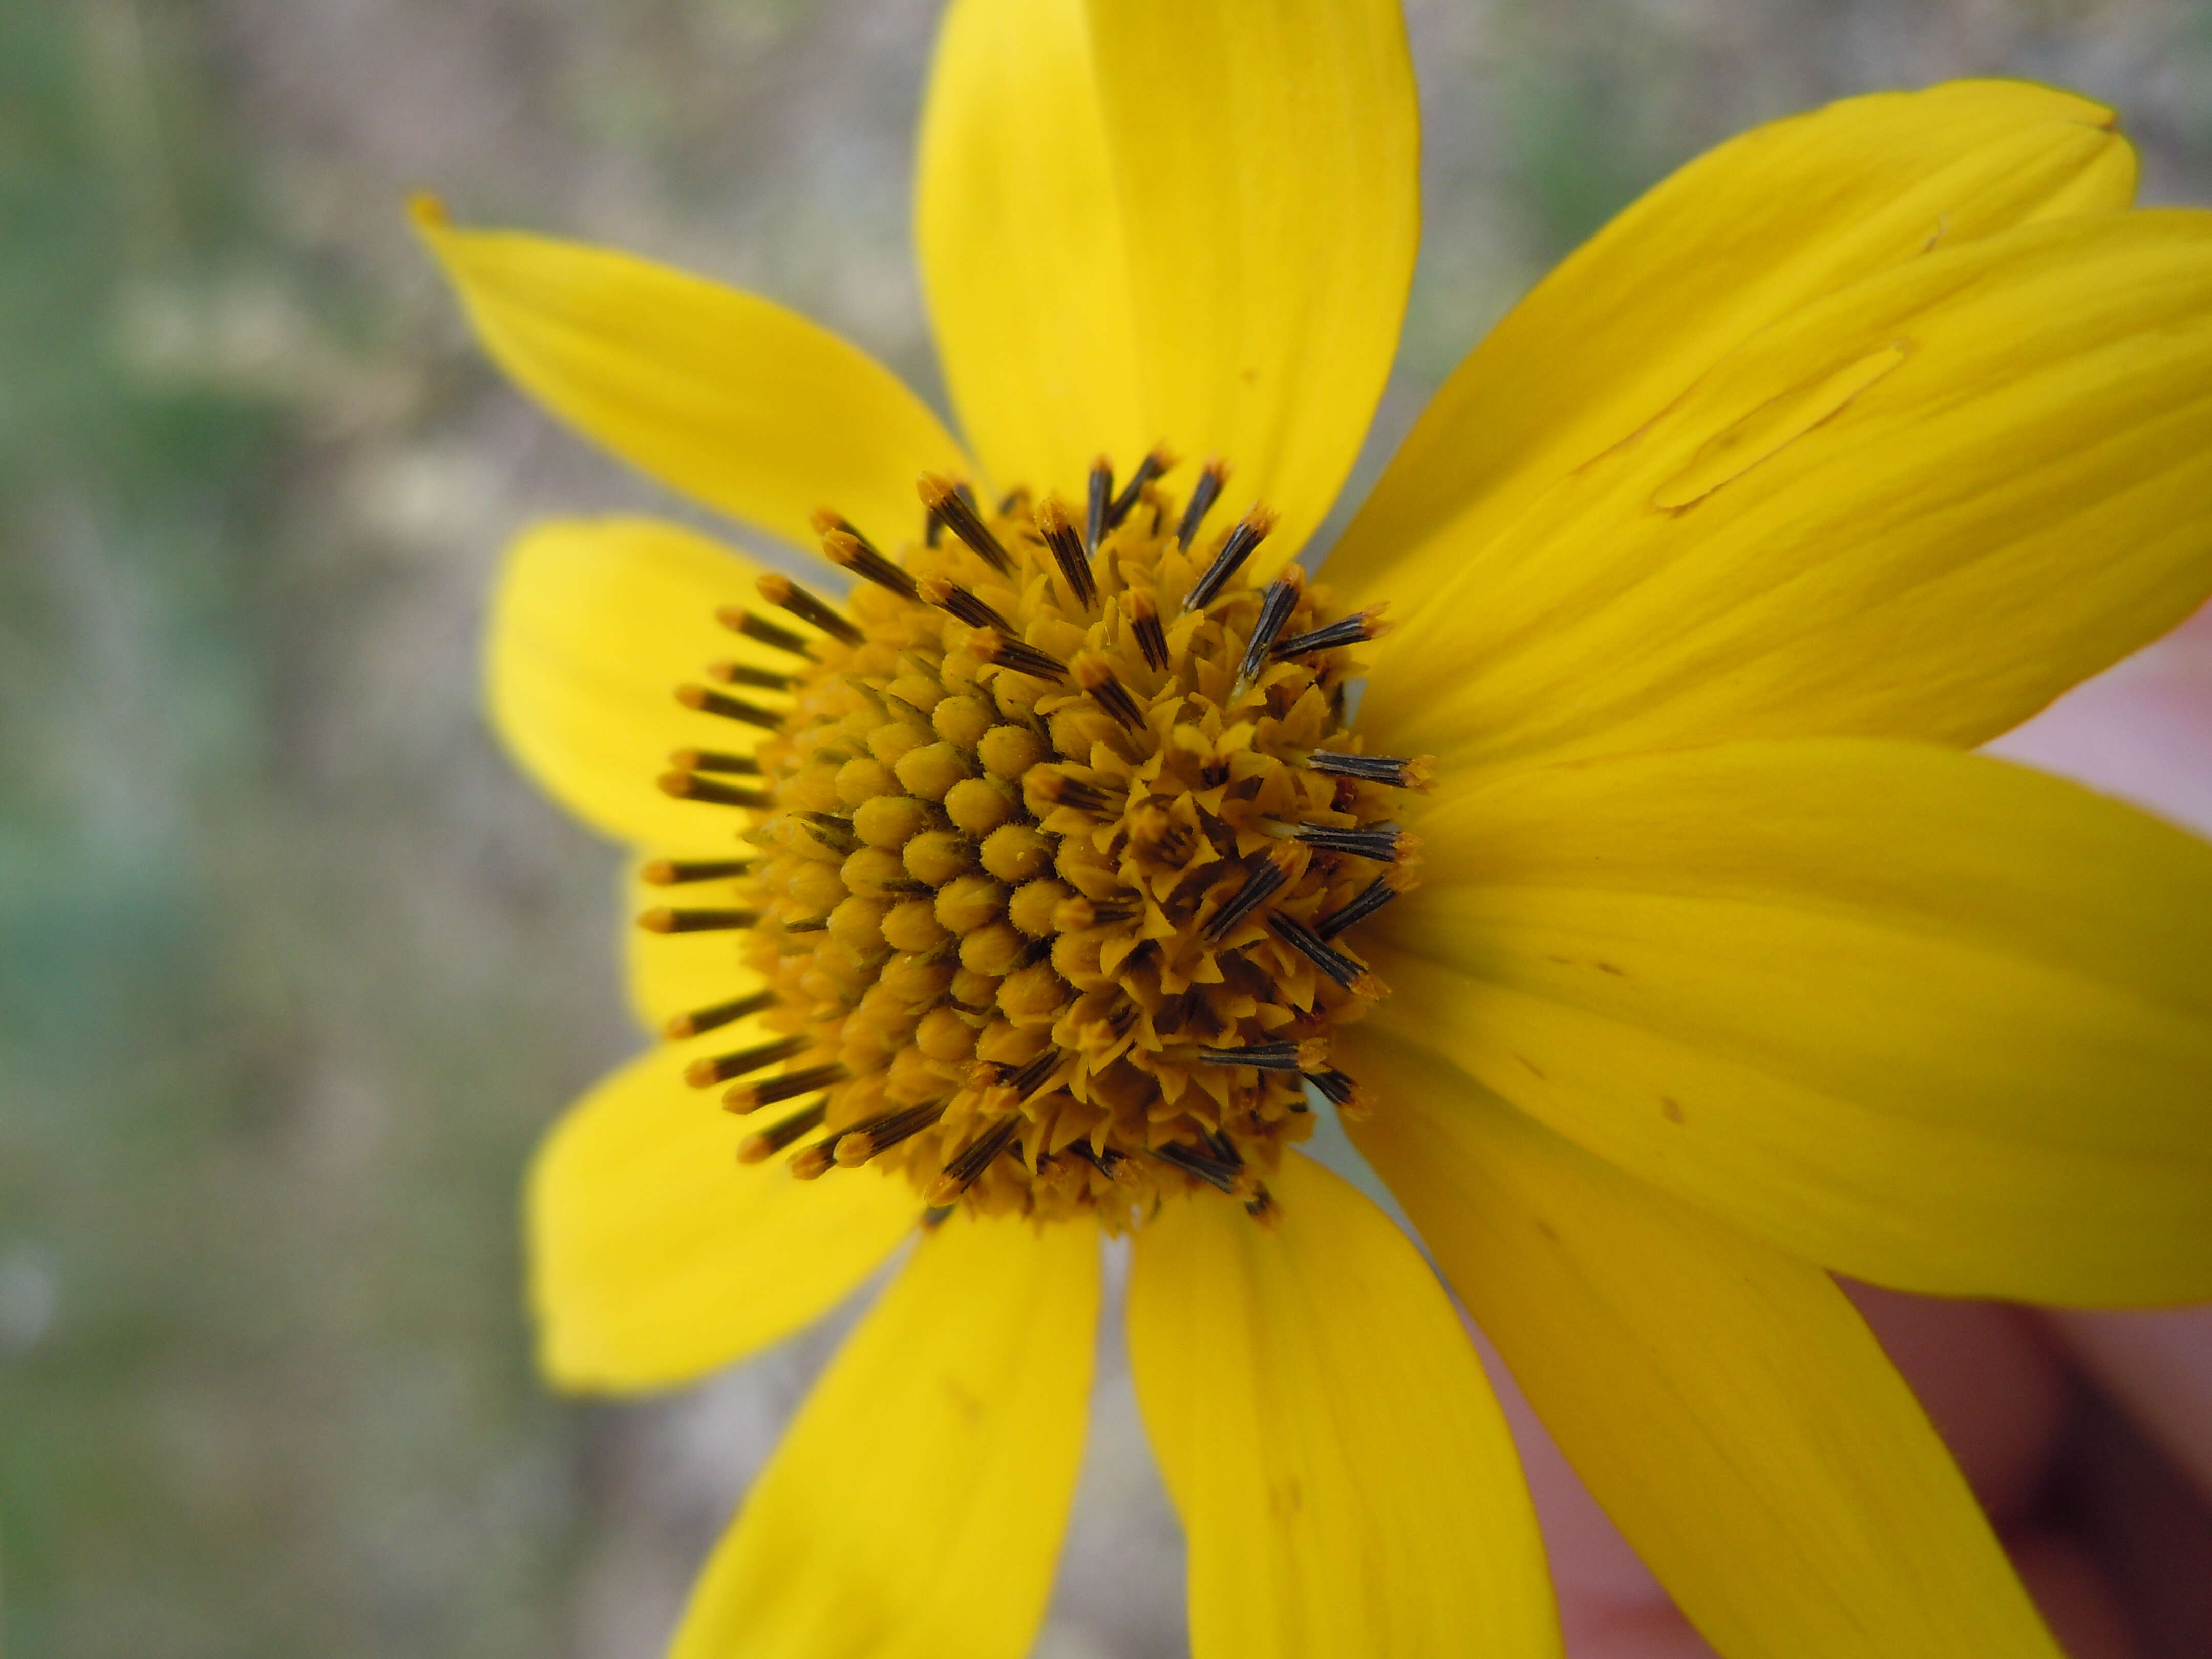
1126, 1155, 1559, 1659
1346, 1039, 2062, 1659
487, 517, 788, 848
672, 1215, 1099, 1659
415, 198, 968, 551
916, 0, 1418, 564
1360, 207, 2212, 765
527, 1044, 918, 1392
1368, 739, 2212, 1304
1331, 79, 2133, 601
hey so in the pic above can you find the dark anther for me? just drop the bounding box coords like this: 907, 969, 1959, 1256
1316, 874, 1406, 940
821, 527, 919, 601
1124, 589, 1170, 671
722, 1061, 848, 1114
970, 631, 1068, 683
658, 771, 772, 810
1085, 458, 1113, 554
641, 856, 753, 885
918, 473, 1013, 575
667, 748, 762, 776
1153, 1141, 1241, 1194
782, 916, 831, 932
792, 810, 860, 853
1176, 459, 1229, 548
835, 1097, 949, 1165
1072, 653, 1145, 728
661, 988, 775, 1040
1267, 912, 1379, 994
1278, 821, 1409, 862
916, 574, 1012, 633
996, 1047, 1062, 1101
1302, 750, 1434, 790
998, 486, 1030, 516
737, 1101, 828, 1163
705, 661, 795, 692
716, 607, 817, 658
1034, 496, 1097, 611
1184, 506, 1280, 612
1202, 1128, 1244, 1167
1271, 606, 1390, 658
1232, 567, 1305, 697
1070, 1142, 1126, 1177
1305, 1068, 1361, 1112
755, 574, 864, 646
1028, 770, 1123, 817
639, 906, 761, 934
684, 1033, 807, 1089
933, 1115, 1023, 1200
1107, 446, 1173, 531
1204, 847, 1299, 941
675, 687, 784, 732
1196, 1040, 1308, 1072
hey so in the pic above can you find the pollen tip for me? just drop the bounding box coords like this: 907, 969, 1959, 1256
790, 1143, 836, 1180
916, 472, 959, 508
833, 1131, 873, 1167
673, 686, 708, 710
756, 573, 795, 604
1035, 495, 1073, 534
1070, 652, 1112, 691
682, 1057, 722, 1089
1053, 896, 1098, 932
1402, 756, 1436, 791
637, 907, 679, 934
640, 858, 680, 885
1125, 588, 1157, 620
1244, 1186, 1280, 1227
663, 1013, 701, 1039
820, 528, 864, 563
735, 1133, 775, 1164
1349, 972, 1387, 1004
1390, 832, 1424, 867
1294, 1037, 1329, 1069
924, 1172, 965, 1206
916, 574, 953, 604
656, 771, 694, 797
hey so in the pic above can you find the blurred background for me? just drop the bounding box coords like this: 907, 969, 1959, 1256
3, 0, 2211, 1654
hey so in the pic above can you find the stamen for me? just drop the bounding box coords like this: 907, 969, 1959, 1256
1152, 1141, 1240, 1194
737, 1101, 827, 1163
1204, 847, 1299, 941
998, 486, 1030, 516
1107, 446, 1173, 530
969, 631, 1067, 683
1302, 750, 1434, 790
1197, 1038, 1327, 1072
639, 906, 761, 933
1184, 506, 1279, 612
705, 661, 796, 692
684, 1033, 807, 1088
716, 607, 816, 658
918, 474, 1013, 575
1175, 458, 1228, 548
641, 857, 753, 885
1270, 821, 1412, 863
1053, 894, 1136, 931
792, 810, 859, 854
1034, 496, 1097, 611
821, 527, 919, 601
663, 988, 775, 1040
928, 1115, 1023, 1202
833, 1098, 949, 1165
1304, 1067, 1367, 1117
668, 749, 763, 776
1267, 913, 1380, 996
916, 574, 1011, 633
722, 1061, 847, 1114
674, 687, 783, 731
1232, 567, 1304, 697
1086, 457, 1113, 554
1028, 769, 1124, 817
1072, 652, 1145, 728
1315, 871, 1410, 940
756, 573, 864, 647
1124, 589, 1169, 671
659, 770, 773, 809
1272, 606, 1390, 658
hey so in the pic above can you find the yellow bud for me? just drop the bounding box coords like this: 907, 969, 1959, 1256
867, 721, 930, 770
894, 740, 971, 802
881, 898, 950, 952
934, 874, 1007, 933
903, 829, 973, 886
931, 694, 994, 749
785, 858, 847, 916
980, 823, 1051, 883
976, 723, 1046, 780
1008, 879, 1072, 938
997, 962, 1069, 1023
888, 674, 944, 713
838, 846, 907, 900
960, 922, 1026, 978
827, 895, 886, 952
854, 794, 932, 849
943, 776, 1014, 837
835, 755, 898, 806
880, 952, 954, 1005
916, 1005, 978, 1061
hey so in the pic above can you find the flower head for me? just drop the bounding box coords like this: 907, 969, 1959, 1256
420, 4, 2212, 1655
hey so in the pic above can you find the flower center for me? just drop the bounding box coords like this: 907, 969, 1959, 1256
642, 452, 1429, 1228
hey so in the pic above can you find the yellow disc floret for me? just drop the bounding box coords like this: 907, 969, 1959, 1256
647, 454, 1428, 1229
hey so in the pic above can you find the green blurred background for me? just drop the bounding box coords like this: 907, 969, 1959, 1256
3, 1, 2210, 1654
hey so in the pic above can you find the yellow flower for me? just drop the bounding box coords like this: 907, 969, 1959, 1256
418, 1, 2212, 1653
